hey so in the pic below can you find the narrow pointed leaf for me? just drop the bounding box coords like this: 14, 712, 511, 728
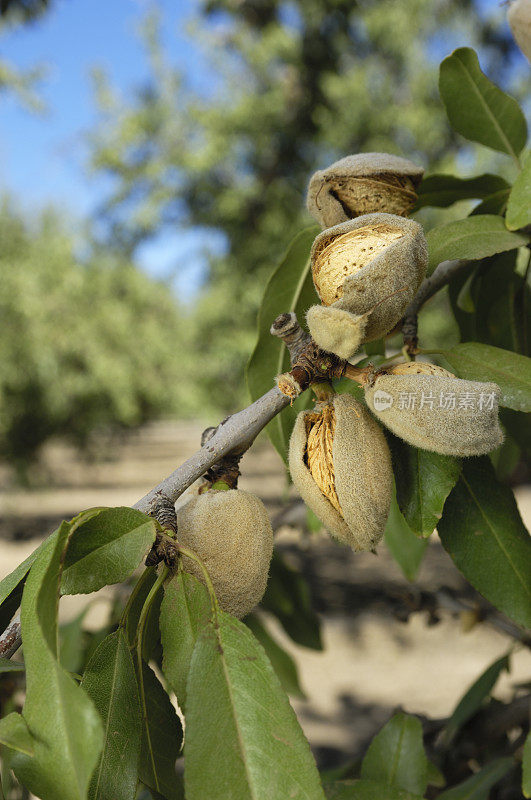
0, 713, 34, 756
0, 531, 57, 633
523, 731, 531, 797
439, 47, 527, 159
185, 611, 326, 800
124, 568, 158, 646
261, 550, 322, 649
82, 629, 142, 800
470, 189, 510, 216
438, 457, 531, 628
437, 758, 513, 800
427, 761, 445, 788
506, 152, 531, 230
324, 780, 424, 799
389, 437, 461, 537
244, 613, 305, 698
61, 507, 157, 594
360, 712, 428, 795
138, 661, 184, 800
59, 607, 89, 674
440, 653, 510, 746
441, 342, 531, 411
384, 495, 429, 582
425, 215, 527, 273
160, 570, 211, 709
246, 226, 319, 461
11, 521, 103, 800
416, 173, 509, 209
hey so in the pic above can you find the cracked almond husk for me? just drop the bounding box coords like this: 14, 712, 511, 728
306, 213, 427, 358
176, 488, 273, 618
289, 393, 393, 552
307, 152, 424, 228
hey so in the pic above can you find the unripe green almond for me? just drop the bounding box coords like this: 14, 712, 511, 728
310, 213, 427, 342
307, 152, 424, 228
306, 304, 368, 360
176, 489, 273, 618
508, 0, 531, 63
365, 374, 503, 456
289, 393, 393, 552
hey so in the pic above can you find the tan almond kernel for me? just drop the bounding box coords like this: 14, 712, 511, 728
304, 405, 342, 514
312, 222, 404, 306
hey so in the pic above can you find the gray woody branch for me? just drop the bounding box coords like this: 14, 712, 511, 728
0, 259, 481, 660
0, 314, 304, 659
133, 313, 307, 514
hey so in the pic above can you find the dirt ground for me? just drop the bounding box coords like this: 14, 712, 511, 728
1, 420, 530, 765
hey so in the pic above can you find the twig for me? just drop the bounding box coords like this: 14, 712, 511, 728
134, 313, 309, 515
402, 260, 471, 353
434, 589, 531, 648
0, 614, 21, 659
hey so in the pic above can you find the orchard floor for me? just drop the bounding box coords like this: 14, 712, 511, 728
1, 420, 530, 768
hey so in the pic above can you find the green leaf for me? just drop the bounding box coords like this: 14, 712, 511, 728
469, 189, 510, 217
440, 653, 510, 746
384, 495, 428, 581
0, 713, 34, 756
61, 507, 157, 595
0, 531, 56, 634
425, 215, 527, 273
441, 342, 531, 411
523, 731, 531, 798
124, 568, 158, 646
389, 436, 461, 537
438, 457, 531, 628
261, 549, 322, 650
82, 629, 142, 800
364, 338, 385, 356
416, 173, 509, 209
11, 521, 103, 800
59, 607, 89, 674
506, 152, 531, 230
185, 610, 325, 800
244, 612, 305, 698
246, 226, 320, 462
448, 252, 530, 354
439, 47, 527, 160
360, 712, 428, 795
426, 761, 445, 788
324, 779, 424, 799
138, 661, 184, 800
437, 758, 513, 800
0, 658, 24, 673
160, 570, 212, 709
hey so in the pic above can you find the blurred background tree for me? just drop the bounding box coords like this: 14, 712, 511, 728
0, 0, 527, 470
88, 0, 523, 412
0, 198, 191, 476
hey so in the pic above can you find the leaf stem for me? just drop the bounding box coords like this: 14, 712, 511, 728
135, 565, 168, 654
119, 567, 155, 629
135, 564, 168, 794
176, 544, 220, 618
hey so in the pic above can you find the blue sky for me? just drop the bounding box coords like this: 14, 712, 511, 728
0, 0, 217, 294
0, 0, 527, 296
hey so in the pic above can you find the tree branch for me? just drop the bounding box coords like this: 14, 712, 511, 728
402, 260, 471, 353
133, 386, 290, 514
0, 614, 21, 659
134, 312, 310, 515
